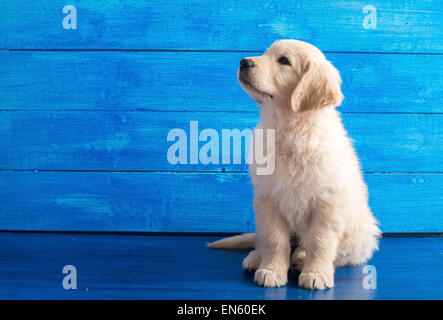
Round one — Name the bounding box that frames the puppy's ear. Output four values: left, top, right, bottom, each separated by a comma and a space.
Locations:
291, 59, 343, 112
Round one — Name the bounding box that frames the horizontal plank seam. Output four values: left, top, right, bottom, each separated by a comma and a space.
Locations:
2, 49, 443, 55
1, 110, 443, 115
0, 169, 442, 174
0, 230, 441, 237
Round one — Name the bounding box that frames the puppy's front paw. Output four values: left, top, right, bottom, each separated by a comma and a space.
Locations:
242, 250, 261, 271
254, 268, 287, 287
298, 271, 334, 290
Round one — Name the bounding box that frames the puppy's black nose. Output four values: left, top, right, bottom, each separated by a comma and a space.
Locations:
240, 58, 254, 71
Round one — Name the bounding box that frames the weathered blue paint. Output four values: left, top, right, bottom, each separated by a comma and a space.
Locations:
0, 1, 442, 52
0, 0, 442, 301
0, 0, 441, 235
0, 172, 441, 233
0, 232, 442, 299
0, 51, 442, 113
0, 111, 441, 173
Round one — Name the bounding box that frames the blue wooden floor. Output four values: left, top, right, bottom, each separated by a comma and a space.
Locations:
0, 232, 442, 300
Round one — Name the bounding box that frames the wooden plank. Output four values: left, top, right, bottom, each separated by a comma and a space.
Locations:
1, 1, 442, 52
1, 51, 442, 113
0, 232, 442, 299
0, 111, 441, 172
0, 172, 441, 233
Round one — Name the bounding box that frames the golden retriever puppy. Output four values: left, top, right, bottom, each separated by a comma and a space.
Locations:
209, 40, 381, 290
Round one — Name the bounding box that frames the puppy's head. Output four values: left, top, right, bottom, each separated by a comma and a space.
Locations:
238, 39, 343, 112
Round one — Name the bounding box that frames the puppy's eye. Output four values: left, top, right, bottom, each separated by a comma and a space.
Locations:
277, 56, 291, 66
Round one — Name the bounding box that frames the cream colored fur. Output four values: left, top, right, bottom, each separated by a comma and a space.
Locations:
208, 40, 381, 290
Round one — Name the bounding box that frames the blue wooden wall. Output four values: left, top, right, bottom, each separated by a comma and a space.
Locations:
0, 1, 442, 233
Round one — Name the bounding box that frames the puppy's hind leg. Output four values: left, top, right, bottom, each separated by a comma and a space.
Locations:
290, 246, 306, 272
334, 219, 381, 269
242, 250, 261, 271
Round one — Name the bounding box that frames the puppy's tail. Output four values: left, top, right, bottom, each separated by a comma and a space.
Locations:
207, 233, 255, 249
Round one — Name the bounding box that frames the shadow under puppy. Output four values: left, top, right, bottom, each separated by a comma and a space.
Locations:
209, 40, 381, 290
